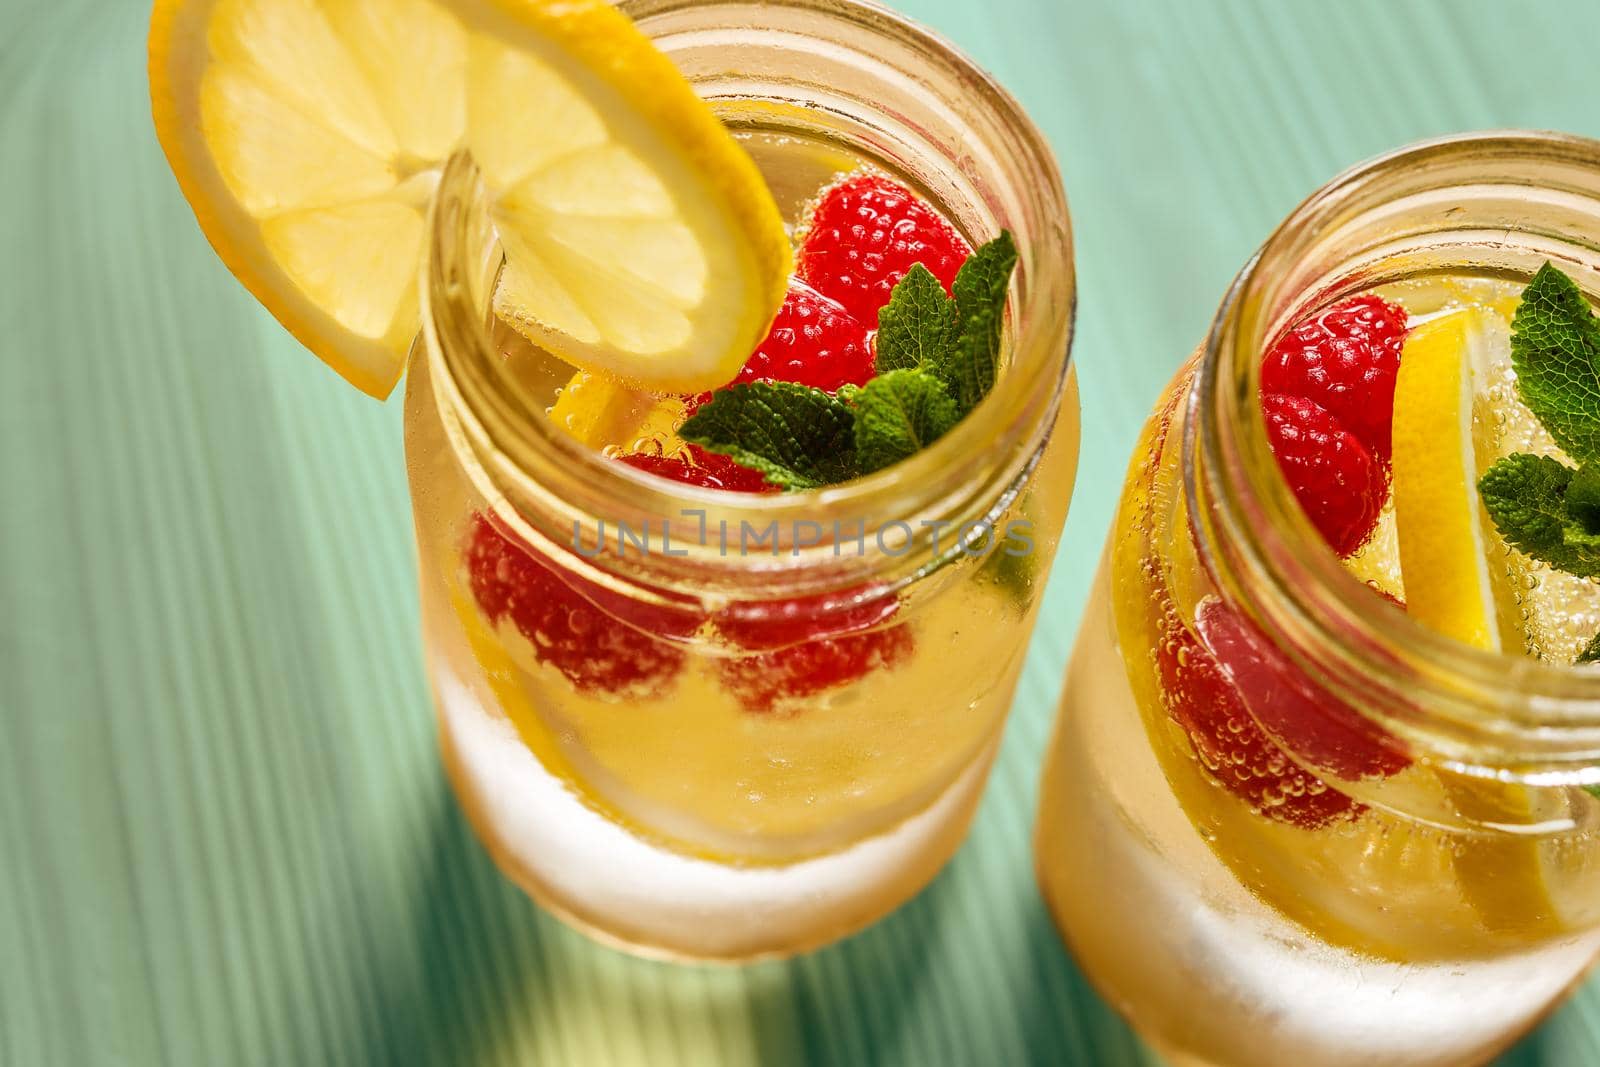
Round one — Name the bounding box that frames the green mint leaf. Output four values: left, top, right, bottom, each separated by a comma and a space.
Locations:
1511, 262, 1600, 464
675, 233, 1021, 487
1585, 784, 1600, 800
875, 264, 958, 373
1479, 453, 1600, 579
1569, 461, 1600, 533
1577, 631, 1600, 665
942, 230, 1018, 413
852, 369, 960, 474
680, 382, 857, 490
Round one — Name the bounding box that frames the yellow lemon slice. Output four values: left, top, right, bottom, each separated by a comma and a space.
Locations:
150, 0, 790, 397
1392, 304, 1581, 937
547, 370, 686, 453
1391, 307, 1502, 650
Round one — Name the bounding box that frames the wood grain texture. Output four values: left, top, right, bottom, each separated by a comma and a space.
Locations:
7, 0, 1600, 1063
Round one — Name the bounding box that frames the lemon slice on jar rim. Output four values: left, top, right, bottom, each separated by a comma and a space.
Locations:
149, 0, 791, 398
1390, 304, 1589, 937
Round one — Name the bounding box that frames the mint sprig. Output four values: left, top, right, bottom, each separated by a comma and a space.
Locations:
679, 382, 856, 490
679, 231, 1029, 608
946, 231, 1018, 412
1479, 454, 1600, 580
870, 233, 1017, 418
1477, 263, 1600, 664
1510, 263, 1600, 462
681, 231, 1017, 488
874, 264, 957, 375
853, 369, 961, 474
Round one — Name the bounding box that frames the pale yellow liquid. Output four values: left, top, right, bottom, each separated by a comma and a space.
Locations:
1038, 278, 1600, 1065
406, 128, 1082, 959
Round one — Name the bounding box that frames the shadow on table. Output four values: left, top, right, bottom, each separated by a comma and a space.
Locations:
332, 769, 1573, 1067
346, 770, 1157, 1067
346, 774, 928, 1066
1499, 1019, 1586, 1067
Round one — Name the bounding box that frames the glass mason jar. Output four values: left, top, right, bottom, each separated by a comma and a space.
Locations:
405, 0, 1077, 962
1037, 131, 1600, 1067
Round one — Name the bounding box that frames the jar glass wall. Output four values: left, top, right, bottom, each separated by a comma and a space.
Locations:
406, 0, 1077, 961
1038, 132, 1600, 1066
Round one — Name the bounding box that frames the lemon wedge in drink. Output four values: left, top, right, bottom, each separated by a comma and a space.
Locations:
149, 0, 790, 397
548, 370, 685, 452
1391, 308, 1502, 650
1391, 305, 1576, 936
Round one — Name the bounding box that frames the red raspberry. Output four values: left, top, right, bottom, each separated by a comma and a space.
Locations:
678, 281, 874, 503
1159, 608, 1361, 830
617, 449, 776, 493
1261, 393, 1386, 558
796, 173, 972, 324
713, 586, 914, 713
1142, 392, 1408, 830
694, 280, 873, 408
1194, 596, 1410, 783
744, 279, 874, 392
465, 514, 700, 698
1260, 295, 1408, 462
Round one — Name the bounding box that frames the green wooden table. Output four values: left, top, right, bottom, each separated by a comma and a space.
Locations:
8, 1, 1600, 1063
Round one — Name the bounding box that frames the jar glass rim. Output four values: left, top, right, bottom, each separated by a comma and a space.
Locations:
1192, 129, 1600, 770
420, 0, 1074, 597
